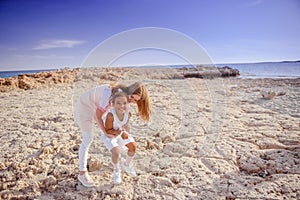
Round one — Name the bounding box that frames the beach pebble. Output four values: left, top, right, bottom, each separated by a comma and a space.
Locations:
42, 146, 53, 154
39, 175, 57, 190
87, 157, 102, 172
152, 176, 173, 187
261, 91, 276, 99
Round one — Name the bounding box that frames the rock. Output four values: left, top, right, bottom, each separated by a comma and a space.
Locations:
257, 169, 269, 178
277, 91, 286, 96
0, 68, 79, 92
261, 91, 276, 99
219, 66, 240, 77
42, 146, 53, 154
87, 157, 102, 172
39, 175, 57, 192
145, 139, 161, 150
18, 75, 36, 90
0, 78, 18, 92
152, 176, 173, 187
182, 65, 240, 78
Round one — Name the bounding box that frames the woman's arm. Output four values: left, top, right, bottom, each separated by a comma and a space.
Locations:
96, 108, 107, 133
95, 85, 112, 133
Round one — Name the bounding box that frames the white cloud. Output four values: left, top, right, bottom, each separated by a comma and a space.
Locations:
246, 0, 263, 7
32, 54, 74, 59
13, 54, 74, 59
33, 39, 86, 50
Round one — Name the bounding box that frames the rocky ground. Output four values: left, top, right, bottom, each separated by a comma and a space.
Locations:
0, 67, 299, 199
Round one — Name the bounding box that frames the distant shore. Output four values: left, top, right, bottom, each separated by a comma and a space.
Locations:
0, 66, 239, 92
1, 59, 300, 80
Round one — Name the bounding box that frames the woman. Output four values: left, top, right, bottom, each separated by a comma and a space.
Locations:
74, 82, 151, 187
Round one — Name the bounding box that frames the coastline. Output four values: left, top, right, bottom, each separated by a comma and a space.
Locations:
1, 60, 300, 80
0, 69, 57, 79
0, 66, 240, 92
0, 67, 299, 199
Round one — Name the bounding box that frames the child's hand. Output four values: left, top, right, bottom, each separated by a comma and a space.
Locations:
105, 133, 116, 138
121, 131, 129, 139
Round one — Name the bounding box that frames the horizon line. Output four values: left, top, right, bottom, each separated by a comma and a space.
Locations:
1, 59, 300, 72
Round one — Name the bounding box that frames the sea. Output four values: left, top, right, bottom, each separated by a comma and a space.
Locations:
216, 61, 300, 79
0, 69, 55, 78
0, 61, 300, 79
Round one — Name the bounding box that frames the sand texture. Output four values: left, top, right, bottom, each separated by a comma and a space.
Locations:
0, 67, 299, 199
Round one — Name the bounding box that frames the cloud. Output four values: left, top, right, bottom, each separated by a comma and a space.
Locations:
246, 0, 263, 7
31, 55, 74, 59
33, 39, 86, 50
14, 54, 74, 59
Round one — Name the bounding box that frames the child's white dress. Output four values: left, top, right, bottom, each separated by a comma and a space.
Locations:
101, 108, 135, 151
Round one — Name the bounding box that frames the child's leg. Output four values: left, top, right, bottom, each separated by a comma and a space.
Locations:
101, 134, 120, 168
111, 147, 121, 170
100, 134, 122, 184
111, 146, 122, 184
125, 142, 137, 166
121, 142, 137, 177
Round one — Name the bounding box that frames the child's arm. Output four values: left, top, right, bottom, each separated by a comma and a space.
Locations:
121, 112, 131, 139
122, 112, 131, 132
105, 112, 121, 137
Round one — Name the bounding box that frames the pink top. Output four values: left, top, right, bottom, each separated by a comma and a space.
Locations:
74, 84, 112, 132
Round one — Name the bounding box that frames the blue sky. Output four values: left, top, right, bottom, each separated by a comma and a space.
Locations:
0, 0, 299, 71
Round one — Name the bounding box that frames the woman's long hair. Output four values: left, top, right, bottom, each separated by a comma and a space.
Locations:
127, 82, 151, 122
111, 82, 151, 121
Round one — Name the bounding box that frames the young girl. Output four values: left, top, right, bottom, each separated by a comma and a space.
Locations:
75, 82, 151, 187
101, 91, 137, 184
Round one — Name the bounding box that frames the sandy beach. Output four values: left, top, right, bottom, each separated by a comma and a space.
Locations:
0, 67, 299, 199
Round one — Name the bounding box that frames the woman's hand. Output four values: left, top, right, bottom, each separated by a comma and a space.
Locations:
105, 133, 116, 138
122, 124, 130, 132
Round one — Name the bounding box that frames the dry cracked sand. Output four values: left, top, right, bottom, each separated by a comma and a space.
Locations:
0, 67, 299, 199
